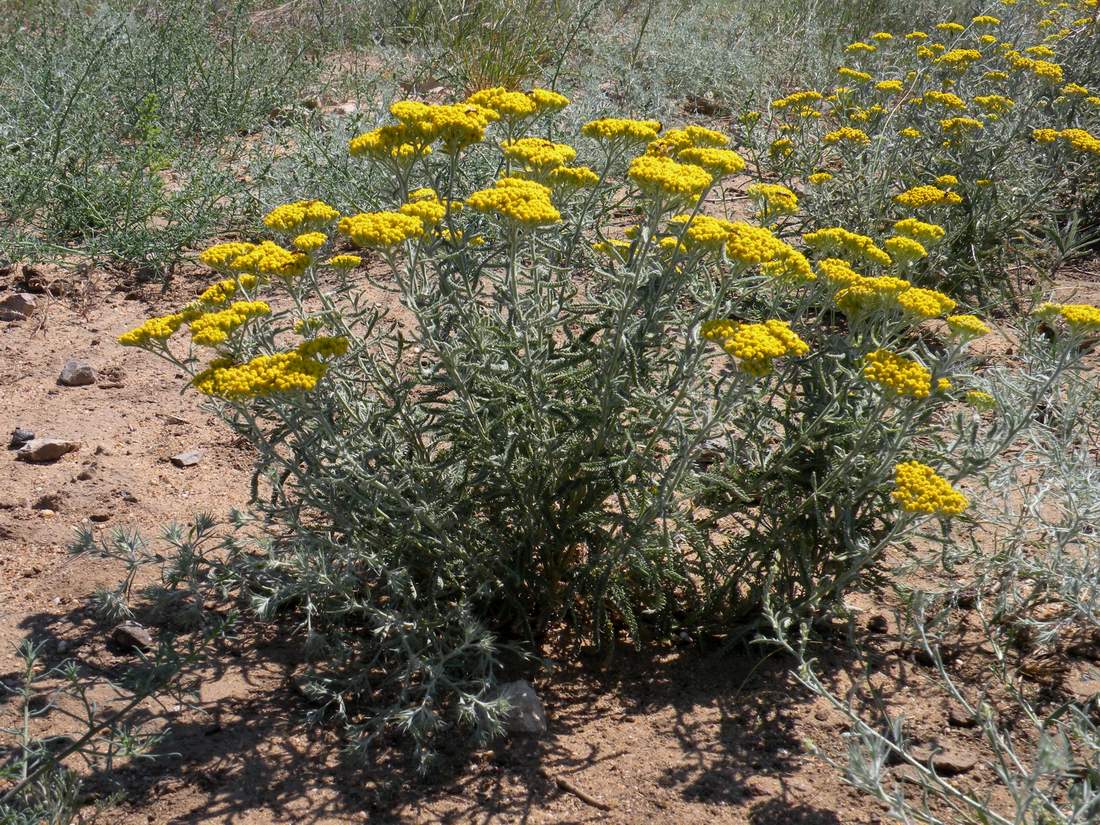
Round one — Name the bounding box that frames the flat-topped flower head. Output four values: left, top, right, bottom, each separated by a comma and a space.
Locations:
892, 218, 946, 244
502, 137, 577, 172
667, 214, 735, 253
263, 200, 340, 233
229, 241, 309, 279
196, 275, 259, 307
884, 236, 929, 264
823, 126, 871, 146
324, 254, 361, 270
676, 147, 746, 178
348, 124, 432, 164
966, 390, 996, 410
528, 87, 570, 112
194, 337, 347, 400
338, 211, 425, 248
1044, 303, 1100, 332
892, 461, 968, 516
946, 314, 991, 339
896, 287, 956, 318
724, 222, 788, 267
862, 349, 932, 397
398, 189, 456, 227
118, 313, 187, 348
816, 257, 863, 287
647, 125, 729, 157
834, 276, 910, 315
189, 301, 271, 347
293, 232, 327, 253
894, 185, 963, 209
803, 227, 892, 266
200, 242, 257, 271
628, 155, 712, 201
547, 165, 600, 190
708, 319, 809, 376
466, 177, 561, 227
746, 183, 799, 220
465, 87, 537, 119
581, 117, 662, 144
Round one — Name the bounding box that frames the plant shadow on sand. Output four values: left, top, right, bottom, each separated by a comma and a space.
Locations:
1, 608, 902, 824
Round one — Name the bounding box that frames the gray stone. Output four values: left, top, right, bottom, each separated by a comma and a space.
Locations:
170, 449, 203, 468
111, 622, 154, 652
58, 359, 97, 387
496, 679, 547, 735
16, 438, 79, 463
0, 292, 36, 321
8, 427, 34, 449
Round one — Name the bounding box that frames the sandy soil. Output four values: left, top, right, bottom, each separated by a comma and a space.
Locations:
1, 261, 1096, 824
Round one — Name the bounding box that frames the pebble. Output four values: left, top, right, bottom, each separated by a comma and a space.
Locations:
58, 359, 97, 387
0, 292, 37, 321
111, 621, 154, 652
8, 427, 34, 449
495, 679, 548, 735
170, 449, 204, 468
910, 743, 979, 775
16, 438, 79, 463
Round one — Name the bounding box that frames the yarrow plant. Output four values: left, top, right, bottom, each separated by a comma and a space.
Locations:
116, 31, 1097, 762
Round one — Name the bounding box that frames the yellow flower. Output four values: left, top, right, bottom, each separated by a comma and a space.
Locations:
871, 31, 894, 41
1054, 303, 1100, 331
934, 174, 958, 187
935, 48, 983, 70
592, 238, 633, 259
823, 126, 871, 146
1033, 127, 1060, 143
803, 227, 892, 266
935, 21, 965, 32
200, 242, 257, 271
194, 338, 348, 399
760, 245, 816, 284
972, 14, 1000, 25
896, 286, 956, 318
769, 137, 794, 157
118, 313, 186, 347
628, 155, 712, 200
391, 100, 498, 152
884, 236, 929, 264
1030, 59, 1064, 82
899, 127, 922, 139
965, 390, 996, 410
746, 183, 799, 219
398, 189, 454, 227
894, 185, 963, 208
528, 87, 570, 112
816, 257, 863, 287
940, 116, 985, 135
1057, 128, 1100, 155
324, 254, 361, 269
846, 41, 877, 53
228, 241, 309, 279
502, 137, 577, 172
892, 218, 946, 244
710, 319, 810, 376
771, 90, 824, 110
946, 314, 991, 338
196, 275, 260, 307
338, 211, 425, 248
924, 90, 967, 110
466, 177, 561, 226
892, 461, 968, 515
862, 349, 932, 397
667, 214, 735, 253
547, 165, 600, 189
906, 31, 930, 40
189, 301, 271, 347
723, 222, 788, 267
837, 67, 873, 83
263, 200, 340, 232
581, 117, 662, 143
808, 171, 834, 184
876, 80, 904, 93
465, 87, 537, 119
293, 232, 327, 253
1061, 83, 1090, 96
834, 276, 910, 315
647, 125, 729, 156
349, 124, 432, 163
973, 94, 1015, 115
676, 147, 746, 177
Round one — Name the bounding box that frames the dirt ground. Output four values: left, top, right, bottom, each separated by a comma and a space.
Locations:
1, 262, 1097, 824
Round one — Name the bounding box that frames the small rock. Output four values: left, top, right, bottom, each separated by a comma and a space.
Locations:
947, 704, 976, 728
33, 493, 64, 511
89, 513, 110, 523
120, 490, 138, 504
911, 743, 979, 776
58, 359, 97, 387
16, 438, 79, 463
111, 622, 154, 652
496, 679, 547, 735
8, 427, 34, 449
170, 449, 203, 468
76, 466, 96, 481
57, 640, 70, 654
0, 292, 36, 321
867, 614, 889, 634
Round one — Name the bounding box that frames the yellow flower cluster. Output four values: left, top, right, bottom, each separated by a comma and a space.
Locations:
349, 124, 432, 163
935, 48, 983, 70
834, 276, 910, 315
339, 211, 425, 248
189, 301, 271, 347
884, 235, 929, 264
876, 80, 904, 94
924, 90, 967, 110
746, 183, 799, 218
760, 246, 815, 284
502, 137, 577, 172
838, 67, 873, 83
965, 390, 996, 410
893, 218, 946, 244
817, 257, 862, 286
466, 86, 569, 119
894, 185, 963, 208
940, 116, 985, 135
896, 286, 956, 318
946, 314, 991, 338
118, 313, 187, 347
199, 242, 258, 271
808, 171, 834, 184
628, 155, 712, 200
892, 461, 968, 516
1037, 302, 1100, 332
389, 100, 499, 153
724, 222, 789, 267
772, 90, 824, 110
675, 147, 746, 178
223, 241, 309, 279
823, 126, 872, 146
325, 254, 361, 269
668, 214, 735, 252
935, 21, 965, 33
862, 349, 932, 397
1054, 128, 1100, 155
974, 94, 1015, 115
706, 319, 810, 376
547, 165, 600, 189
398, 188, 457, 227
196, 274, 260, 306
803, 227, 893, 266
466, 177, 561, 226
646, 125, 729, 157
581, 117, 662, 143
262, 200, 340, 232
194, 337, 348, 400
293, 232, 327, 253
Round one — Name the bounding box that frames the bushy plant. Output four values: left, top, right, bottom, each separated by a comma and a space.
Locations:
738, 3, 1100, 300
112, 58, 1100, 761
